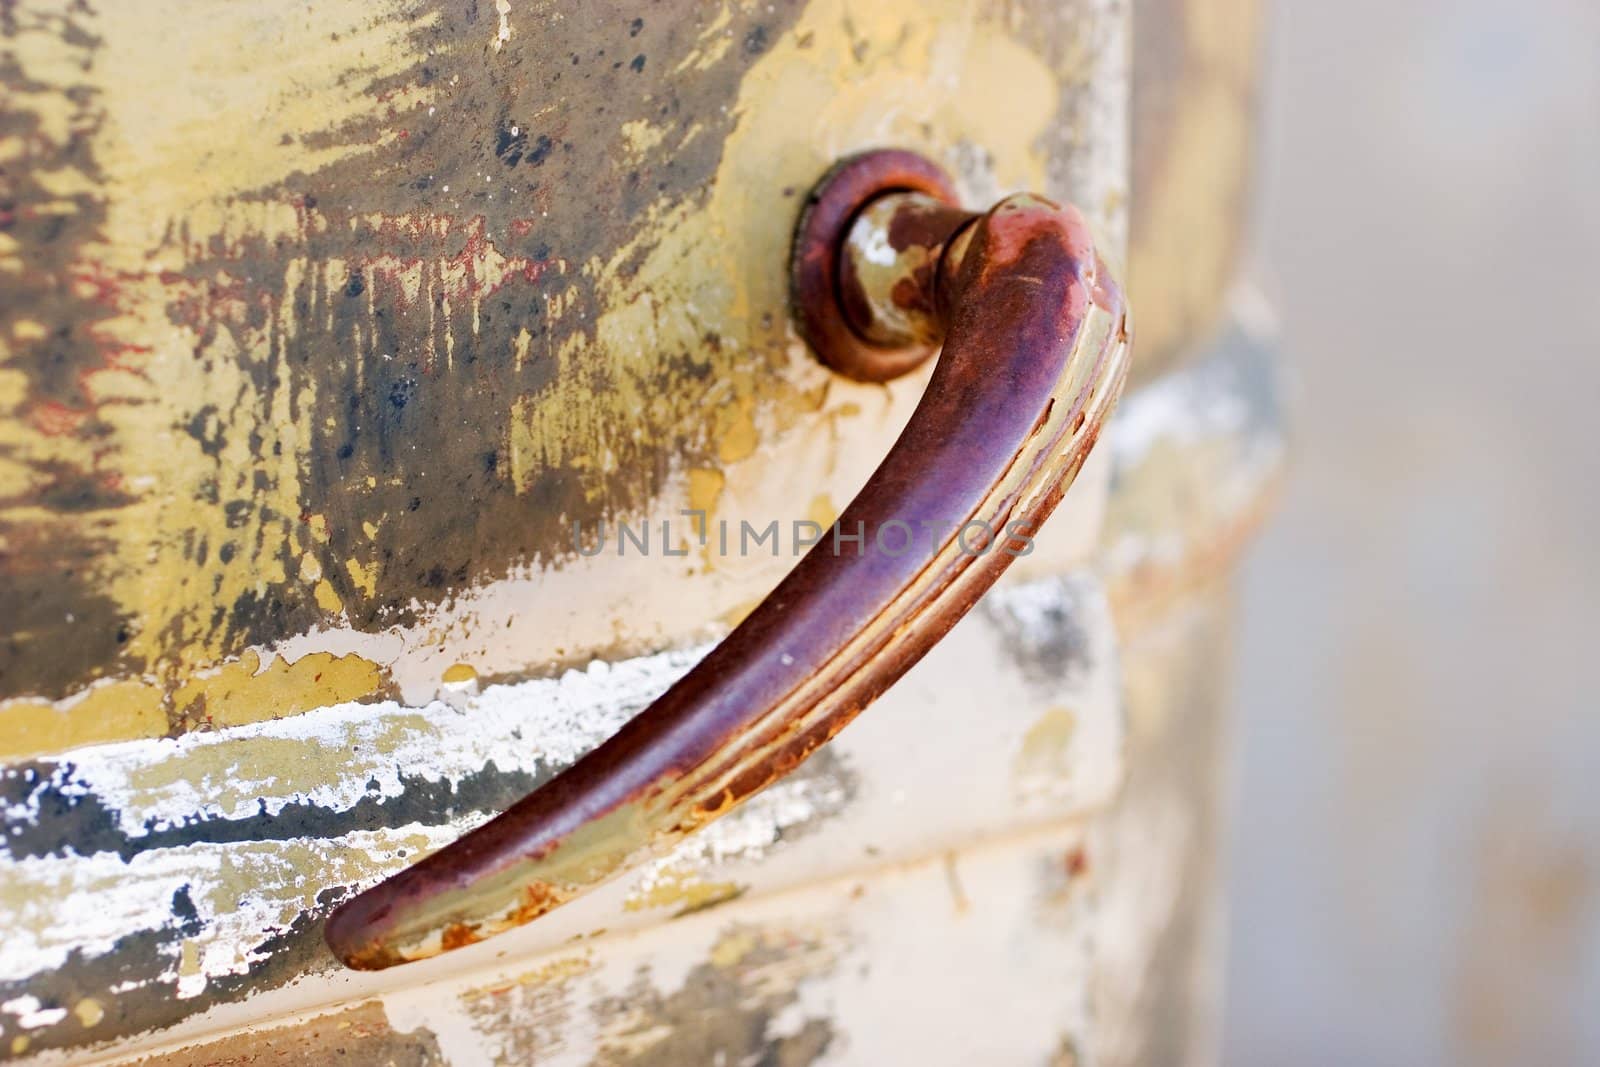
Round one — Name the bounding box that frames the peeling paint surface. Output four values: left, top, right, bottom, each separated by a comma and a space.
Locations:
0, 572, 1124, 1060
0, 313, 1286, 1060
0, 0, 1280, 1059
110, 824, 1121, 1067
1, 0, 1128, 748
122, 1000, 446, 1066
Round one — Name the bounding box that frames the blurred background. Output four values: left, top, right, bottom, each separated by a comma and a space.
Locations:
1224, 0, 1600, 1063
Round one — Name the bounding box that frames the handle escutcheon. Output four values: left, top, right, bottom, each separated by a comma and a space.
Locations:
325, 150, 1131, 970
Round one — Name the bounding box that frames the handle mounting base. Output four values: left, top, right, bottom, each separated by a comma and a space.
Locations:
790, 150, 962, 382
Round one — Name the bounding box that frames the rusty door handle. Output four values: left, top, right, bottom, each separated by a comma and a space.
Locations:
326, 150, 1131, 969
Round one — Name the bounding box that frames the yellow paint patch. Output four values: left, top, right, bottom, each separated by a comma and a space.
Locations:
441, 663, 478, 684
172, 649, 386, 730
505, 327, 618, 493
619, 118, 668, 164
91, 2, 441, 251
708, 928, 759, 969
123, 714, 426, 806
807, 493, 838, 530
345, 557, 380, 598
687, 467, 726, 518
716, 399, 760, 464
72, 999, 104, 1029
19, 3, 446, 689
1014, 706, 1078, 782
312, 579, 345, 615
204, 832, 444, 921
625, 865, 744, 916
0, 681, 167, 761
719, 595, 766, 630
0, 647, 390, 759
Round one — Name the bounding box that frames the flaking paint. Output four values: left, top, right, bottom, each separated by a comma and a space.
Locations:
2, 0, 1125, 755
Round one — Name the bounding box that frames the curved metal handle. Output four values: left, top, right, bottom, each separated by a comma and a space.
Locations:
325, 151, 1131, 969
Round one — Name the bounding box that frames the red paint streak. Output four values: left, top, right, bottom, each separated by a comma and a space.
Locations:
68, 264, 130, 308
30, 401, 89, 437
21, 208, 558, 437
84, 335, 155, 366
136, 211, 558, 339
1064, 846, 1090, 879
352, 215, 553, 313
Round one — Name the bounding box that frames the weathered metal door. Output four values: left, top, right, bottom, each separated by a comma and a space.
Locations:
0, 1, 1271, 1062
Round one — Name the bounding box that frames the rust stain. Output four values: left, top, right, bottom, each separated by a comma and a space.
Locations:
1064, 845, 1090, 880
439, 923, 482, 953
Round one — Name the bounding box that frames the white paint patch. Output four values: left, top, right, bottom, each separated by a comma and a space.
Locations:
0, 645, 699, 993
0, 824, 467, 990
3, 995, 68, 1030
494, 0, 512, 51
4, 647, 708, 842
